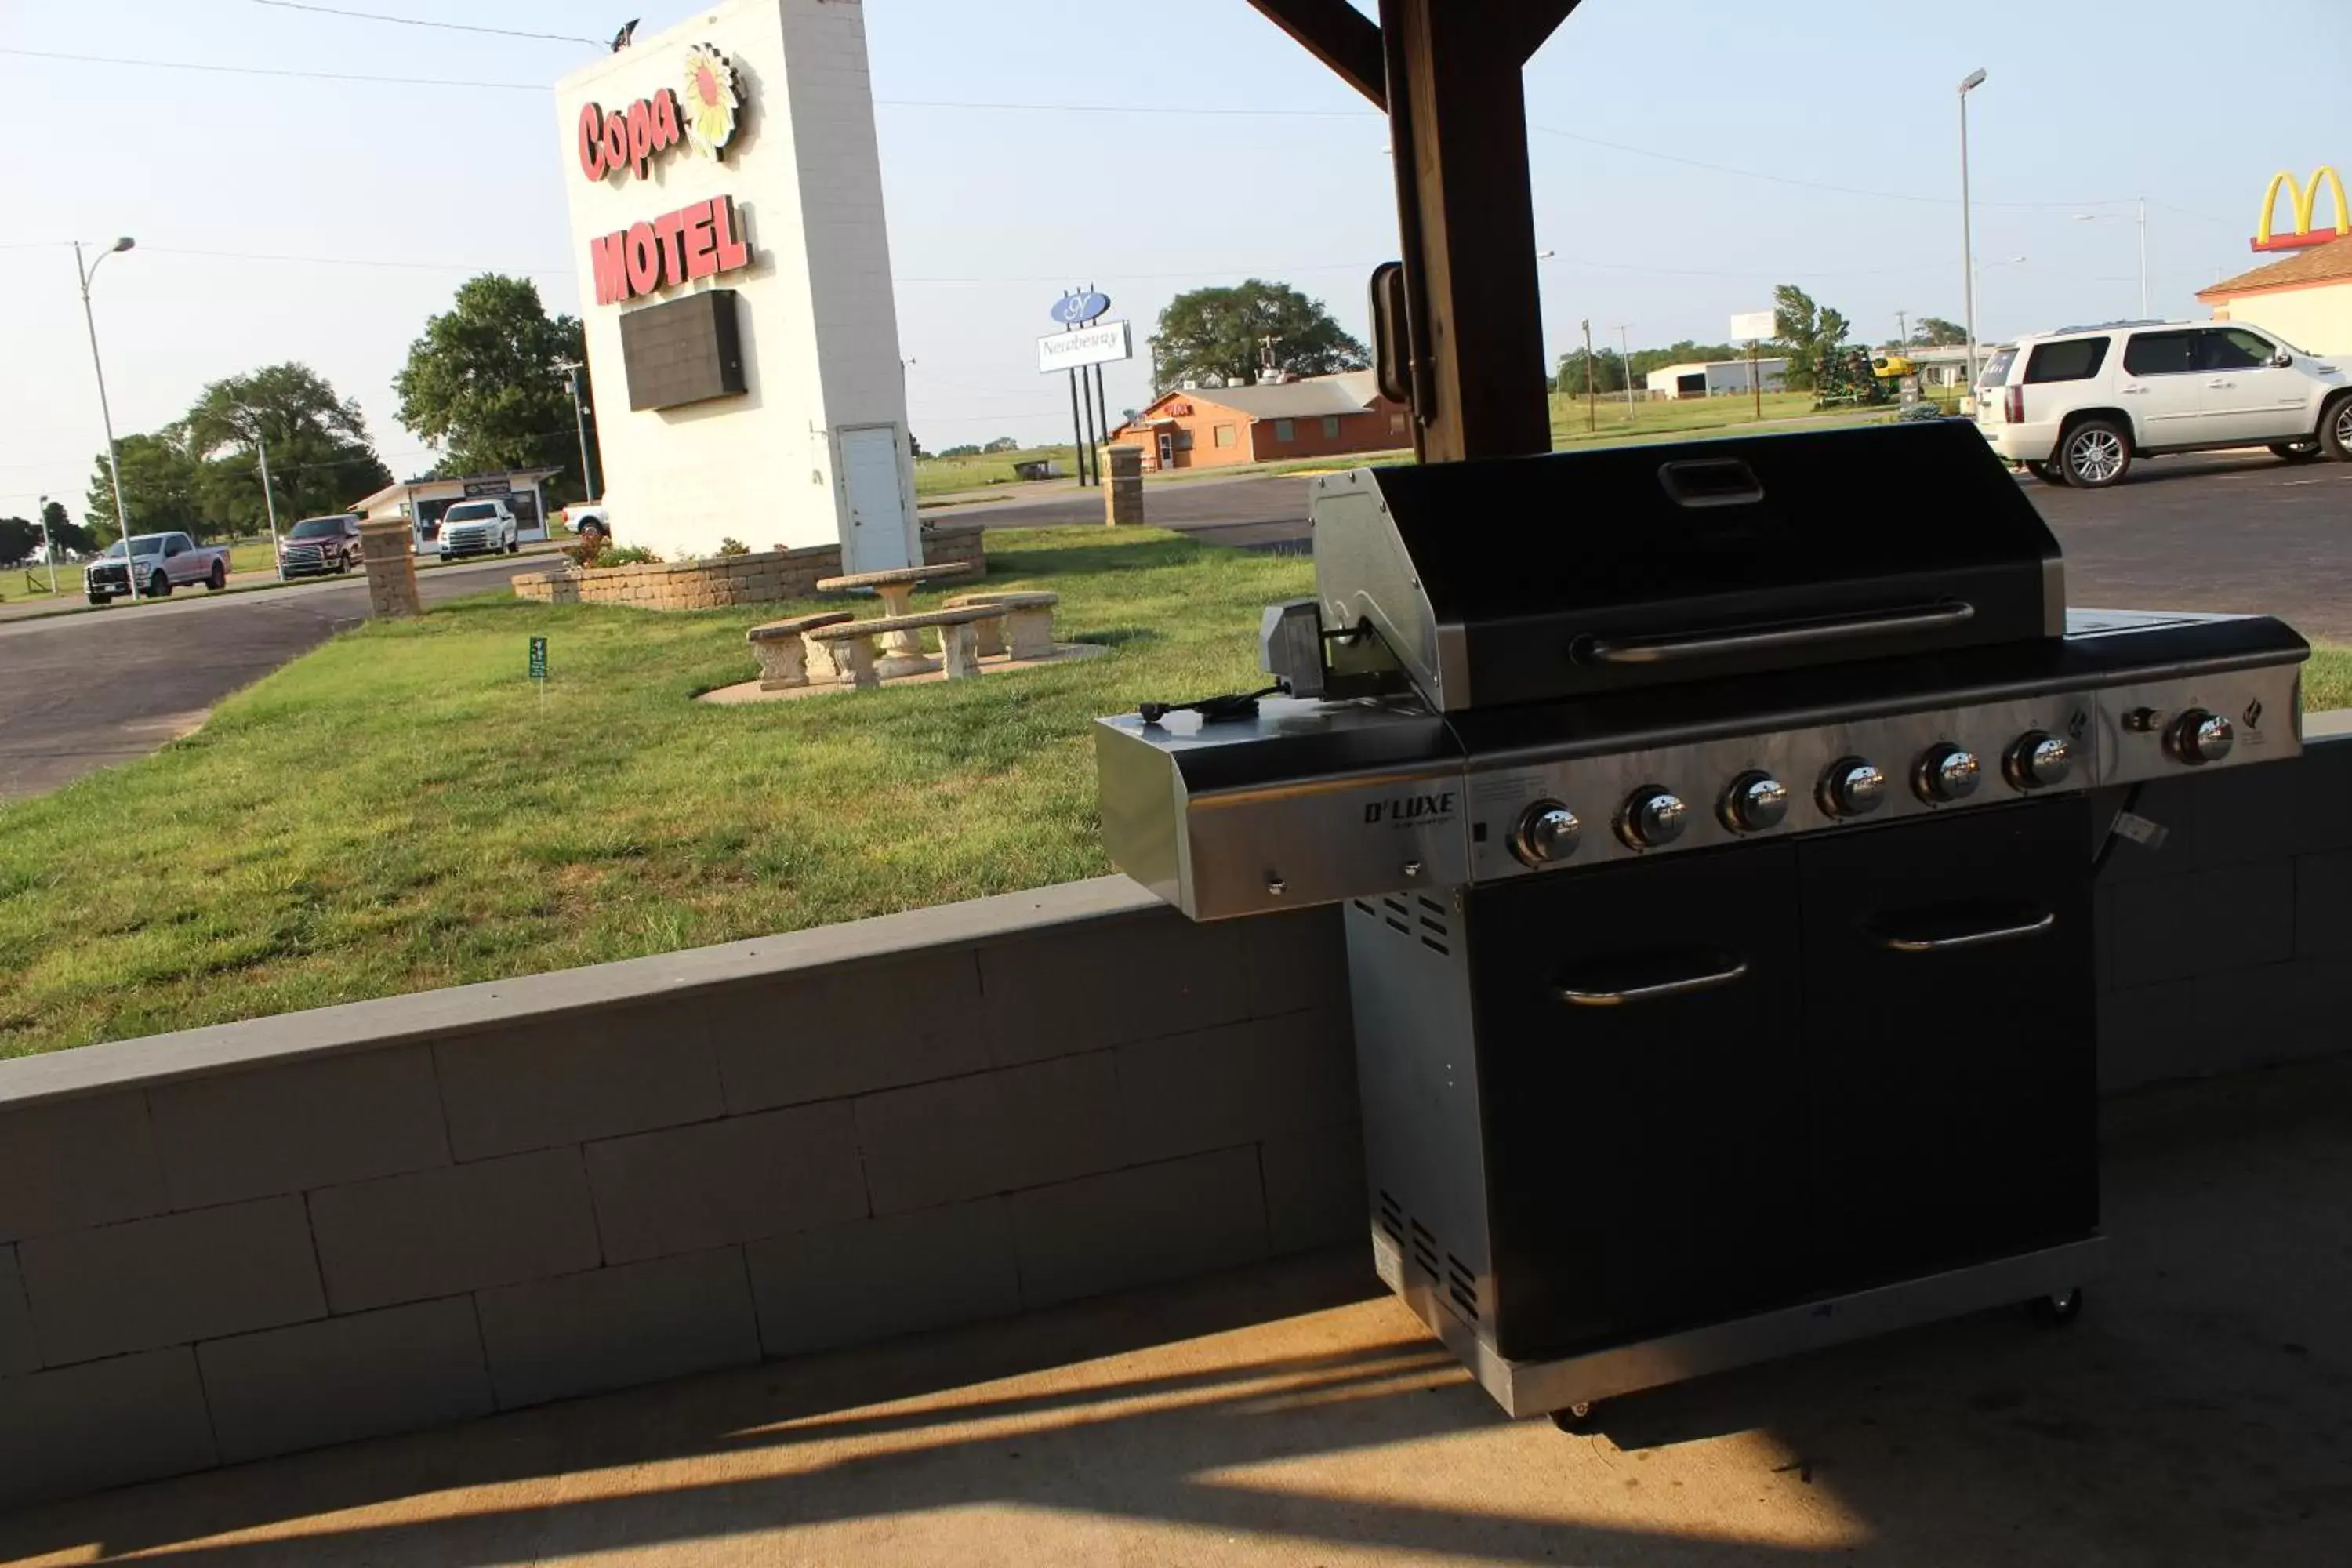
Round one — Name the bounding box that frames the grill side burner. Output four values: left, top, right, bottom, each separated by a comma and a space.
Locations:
1093, 423, 2309, 1423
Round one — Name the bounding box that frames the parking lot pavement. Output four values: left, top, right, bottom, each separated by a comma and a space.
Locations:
970, 448, 2352, 637
0, 555, 544, 801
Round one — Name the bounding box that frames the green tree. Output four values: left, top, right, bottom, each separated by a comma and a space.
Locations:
0, 516, 37, 565
183, 363, 394, 530
85, 430, 205, 543
1773, 285, 1852, 390
1554, 347, 1629, 396
1911, 315, 1968, 347
1150, 279, 1369, 390
394, 274, 597, 503
42, 499, 92, 555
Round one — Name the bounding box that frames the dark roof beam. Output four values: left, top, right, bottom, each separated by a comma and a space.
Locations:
1242, 0, 1388, 108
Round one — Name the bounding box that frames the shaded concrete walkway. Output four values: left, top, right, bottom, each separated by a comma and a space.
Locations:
2, 1054, 2347, 1566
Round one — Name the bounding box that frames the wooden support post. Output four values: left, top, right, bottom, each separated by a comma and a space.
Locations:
1247, 0, 1581, 464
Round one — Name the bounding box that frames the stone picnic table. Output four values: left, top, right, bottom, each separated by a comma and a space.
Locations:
814, 562, 976, 657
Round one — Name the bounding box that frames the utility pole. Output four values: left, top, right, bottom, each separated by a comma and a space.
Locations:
255, 430, 284, 580
568, 366, 600, 502
1581, 318, 1595, 432
2137, 197, 2150, 319
1616, 324, 1636, 423
1896, 310, 1909, 350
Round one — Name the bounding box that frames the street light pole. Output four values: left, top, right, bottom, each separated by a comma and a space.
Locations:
1617, 324, 1636, 423
2138, 196, 2149, 319
35, 494, 56, 595
74, 236, 138, 599
254, 429, 284, 580
1957, 69, 1987, 398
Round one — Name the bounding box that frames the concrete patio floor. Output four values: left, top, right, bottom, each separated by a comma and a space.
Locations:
3, 1054, 2347, 1567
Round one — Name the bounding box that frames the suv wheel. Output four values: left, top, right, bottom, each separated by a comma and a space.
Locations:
2321, 394, 2352, 461
150, 571, 172, 597
2060, 419, 2131, 488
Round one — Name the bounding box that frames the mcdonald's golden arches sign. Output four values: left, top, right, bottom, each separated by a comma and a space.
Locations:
2253, 166, 2350, 252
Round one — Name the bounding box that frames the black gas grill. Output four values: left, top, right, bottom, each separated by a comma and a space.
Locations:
1096, 421, 2307, 1421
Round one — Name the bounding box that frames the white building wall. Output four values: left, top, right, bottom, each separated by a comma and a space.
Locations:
1644, 359, 1789, 397
2210, 285, 2352, 358
554, 0, 912, 568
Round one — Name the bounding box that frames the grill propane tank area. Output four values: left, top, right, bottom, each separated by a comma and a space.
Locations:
1095, 420, 2308, 1425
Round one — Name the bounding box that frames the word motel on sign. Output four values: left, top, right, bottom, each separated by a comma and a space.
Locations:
590, 196, 753, 305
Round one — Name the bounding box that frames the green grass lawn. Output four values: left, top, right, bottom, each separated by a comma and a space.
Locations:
0, 527, 1307, 1057
913, 445, 1080, 496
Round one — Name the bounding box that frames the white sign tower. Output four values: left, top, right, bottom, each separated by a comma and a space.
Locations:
555, 0, 918, 572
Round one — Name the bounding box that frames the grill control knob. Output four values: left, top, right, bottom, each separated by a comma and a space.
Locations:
1820, 758, 1887, 818
2005, 731, 2074, 790
2167, 708, 2234, 766
1914, 744, 1982, 804
1619, 788, 1689, 849
1509, 801, 1581, 866
1722, 771, 1790, 833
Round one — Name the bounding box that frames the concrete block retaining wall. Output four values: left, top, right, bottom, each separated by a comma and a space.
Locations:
1, 731, 2344, 1508
510, 522, 985, 612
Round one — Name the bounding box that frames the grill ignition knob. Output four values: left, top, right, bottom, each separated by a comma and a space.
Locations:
1619, 788, 1689, 849
2167, 708, 2234, 766
1820, 758, 1887, 818
1914, 744, 1982, 804
2005, 731, 2074, 790
1509, 801, 1581, 866
1722, 771, 1790, 833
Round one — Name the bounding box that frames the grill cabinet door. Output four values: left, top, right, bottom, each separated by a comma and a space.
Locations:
1796, 797, 2096, 1288
1468, 842, 1809, 1360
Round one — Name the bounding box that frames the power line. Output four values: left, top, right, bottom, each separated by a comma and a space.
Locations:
140, 245, 568, 277
0, 45, 543, 91
248, 0, 603, 48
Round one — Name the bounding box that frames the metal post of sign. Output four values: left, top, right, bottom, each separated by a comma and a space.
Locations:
255, 430, 284, 581
1065, 368, 1088, 488
1751, 340, 1762, 420
1616, 324, 1635, 425
1078, 356, 1099, 488
1092, 364, 1112, 463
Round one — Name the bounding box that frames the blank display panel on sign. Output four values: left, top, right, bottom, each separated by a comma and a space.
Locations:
619, 289, 747, 411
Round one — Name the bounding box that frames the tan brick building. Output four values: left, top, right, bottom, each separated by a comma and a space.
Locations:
1110, 372, 1410, 473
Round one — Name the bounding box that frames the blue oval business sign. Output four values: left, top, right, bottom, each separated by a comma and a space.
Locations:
1050, 292, 1112, 326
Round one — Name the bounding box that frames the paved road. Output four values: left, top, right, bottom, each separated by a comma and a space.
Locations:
0, 557, 543, 802
971, 448, 2352, 637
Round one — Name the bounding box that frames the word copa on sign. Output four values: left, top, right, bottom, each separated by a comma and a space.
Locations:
590, 196, 753, 305
579, 91, 684, 182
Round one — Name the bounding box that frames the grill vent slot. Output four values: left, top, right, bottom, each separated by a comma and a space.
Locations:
1407, 1217, 1440, 1281
1445, 1253, 1481, 1323
1376, 1189, 1404, 1243
1352, 899, 1377, 916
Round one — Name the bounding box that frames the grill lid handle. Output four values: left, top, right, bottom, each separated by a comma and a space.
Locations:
1557, 955, 1749, 1007
1577, 601, 1976, 666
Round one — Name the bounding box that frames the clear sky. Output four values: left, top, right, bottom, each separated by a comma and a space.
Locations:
3, 0, 2346, 523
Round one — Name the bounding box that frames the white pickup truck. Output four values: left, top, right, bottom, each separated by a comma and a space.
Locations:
84, 532, 233, 604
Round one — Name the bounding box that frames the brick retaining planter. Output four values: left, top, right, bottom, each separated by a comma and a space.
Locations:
512, 523, 986, 612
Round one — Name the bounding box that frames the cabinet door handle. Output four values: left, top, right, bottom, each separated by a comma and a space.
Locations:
1873, 910, 2056, 953
1558, 956, 1749, 1007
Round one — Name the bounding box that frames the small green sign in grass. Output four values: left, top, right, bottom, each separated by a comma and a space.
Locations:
528, 637, 548, 681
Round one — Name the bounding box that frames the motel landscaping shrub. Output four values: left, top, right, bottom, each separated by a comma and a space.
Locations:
0, 527, 1312, 1055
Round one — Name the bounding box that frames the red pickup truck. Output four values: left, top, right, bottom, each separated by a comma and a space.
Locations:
83, 532, 234, 604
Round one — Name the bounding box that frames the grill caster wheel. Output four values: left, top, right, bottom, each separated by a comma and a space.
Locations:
2027, 1287, 2084, 1328
1549, 1402, 1598, 1432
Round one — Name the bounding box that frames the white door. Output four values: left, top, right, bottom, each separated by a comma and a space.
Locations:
2116, 329, 2223, 448
839, 425, 913, 572
2196, 327, 2311, 444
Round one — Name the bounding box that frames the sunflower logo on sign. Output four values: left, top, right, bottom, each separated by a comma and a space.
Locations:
680, 45, 739, 160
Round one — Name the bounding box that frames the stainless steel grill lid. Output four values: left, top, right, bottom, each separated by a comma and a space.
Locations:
1305, 420, 2066, 713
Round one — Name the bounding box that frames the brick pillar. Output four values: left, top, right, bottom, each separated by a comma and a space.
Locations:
1105, 445, 1144, 528
358, 517, 423, 619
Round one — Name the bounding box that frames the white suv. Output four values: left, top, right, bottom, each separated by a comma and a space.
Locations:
1976, 319, 2352, 488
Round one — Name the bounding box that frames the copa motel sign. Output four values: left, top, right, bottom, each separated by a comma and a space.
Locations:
2252, 164, 2350, 253
575, 42, 754, 304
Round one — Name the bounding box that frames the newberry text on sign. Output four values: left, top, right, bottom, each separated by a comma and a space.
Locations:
1037, 321, 1134, 375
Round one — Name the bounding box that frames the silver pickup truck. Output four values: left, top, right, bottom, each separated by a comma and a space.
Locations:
85, 532, 233, 604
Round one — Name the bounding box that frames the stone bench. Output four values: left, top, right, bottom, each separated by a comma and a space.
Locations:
746, 612, 855, 689
944, 591, 1061, 660
805, 606, 1004, 688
